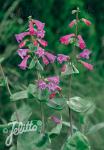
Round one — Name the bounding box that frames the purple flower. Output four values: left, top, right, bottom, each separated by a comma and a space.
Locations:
35, 47, 45, 57
47, 82, 59, 92
57, 54, 69, 64
51, 116, 61, 124
47, 76, 59, 84
18, 55, 30, 70
44, 52, 56, 63
37, 80, 47, 90
15, 32, 29, 43
79, 49, 91, 59
17, 49, 29, 59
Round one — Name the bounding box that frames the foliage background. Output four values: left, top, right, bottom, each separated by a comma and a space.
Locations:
0, 0, 104, 150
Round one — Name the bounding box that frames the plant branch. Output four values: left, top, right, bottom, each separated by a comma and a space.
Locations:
68, 7, 79, 136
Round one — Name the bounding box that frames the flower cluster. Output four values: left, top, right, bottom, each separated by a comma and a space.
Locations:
60, 17, 93, 71
15, 17, 70, 70
37, 76, 61, 93
15, 18, 47, 69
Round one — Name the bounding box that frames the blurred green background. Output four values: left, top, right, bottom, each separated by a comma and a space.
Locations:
0, 0, 104, 150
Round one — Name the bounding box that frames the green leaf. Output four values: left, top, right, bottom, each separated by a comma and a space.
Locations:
36, 60, 43, 71
67, 96, 94, 113
0, 57, 4, 64
87, 122, 104, 135
46, 98, 65, 110
62, 132, 91, 150
62, 121, 77, 131
61, 62, 79, 76
10, 90, 28, 101
17, 132, 48, 150
36, 133, 49, 147
9, 145, 16, 150
49, 123, 62, 138
28, 43, 36, 51
28, 59, 36, 69
11, 103, 32, 122
27, 84, 37, 95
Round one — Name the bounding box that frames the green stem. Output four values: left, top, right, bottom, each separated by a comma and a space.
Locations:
68, 8, 79, 136
0, 64, 19, 121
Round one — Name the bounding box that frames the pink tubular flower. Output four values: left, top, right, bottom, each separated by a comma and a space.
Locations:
29, 20, 35, 35
42, 56, 49, 65
80, 61, 93, 71
61, 64, 67, 72
69, 19, 76, 28
37, 80, 47, 90
35, 47, 45, 57
18, 55, 30, 70
51, 116, 61, 124
38, 39, 48, 47
60, 34, 75, 45
36, 30, 45, 38
57, 54, 69, 64
32, 19, 45, 30
79, 49, 91, 59
17, 49, 29, 59
47, 76, 59, 84
78, 35, 86, 49
82, 18, 91, 26
15, 32, 29, 43
49, 92, 56, 99
45, 52, 56, 63
19, 41, 26, 48
33, 40, 38, 46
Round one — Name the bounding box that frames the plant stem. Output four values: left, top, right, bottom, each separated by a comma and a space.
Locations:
67, 8, 79, 136
0, 64, 19, 121
68, 75, 73, 136
37, 68, 45, 134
